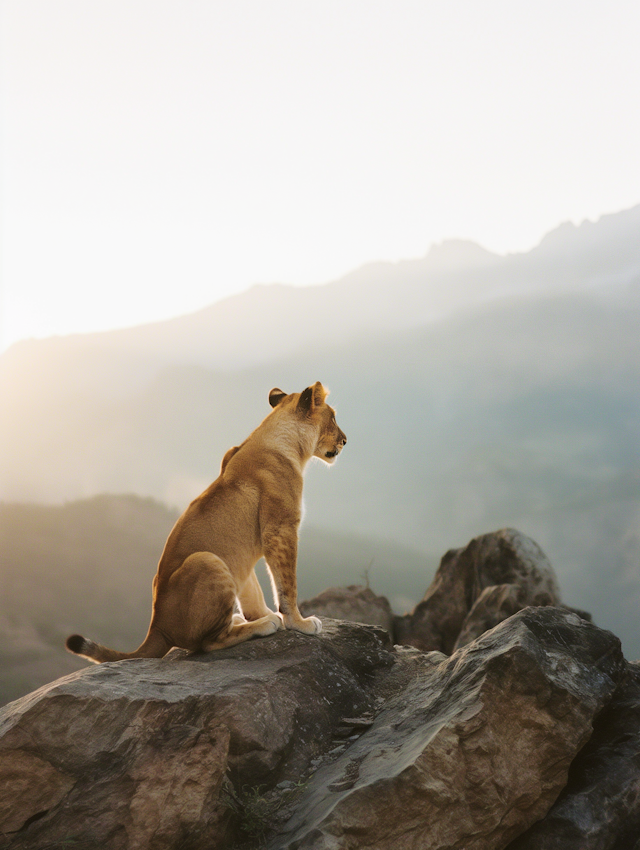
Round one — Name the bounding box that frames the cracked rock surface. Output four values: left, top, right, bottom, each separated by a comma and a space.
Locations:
0, 609, 629, 850
272, 608, 624, 850
0, 621, 393, 849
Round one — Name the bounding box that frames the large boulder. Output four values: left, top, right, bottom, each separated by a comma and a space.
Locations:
0, 622, 392, 850
393, 528, 564, 652
299, 530, 591, 655
272, 607, 624, 849
0, 608, 628, 850
507, 660, 640, 849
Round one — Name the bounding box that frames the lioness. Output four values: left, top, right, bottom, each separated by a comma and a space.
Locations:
66, 382, 346, 662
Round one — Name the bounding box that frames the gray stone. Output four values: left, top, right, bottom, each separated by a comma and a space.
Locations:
393, 528, 562, 652
0, 622, 393, 849
454, 582, 526, 650
271, 607, 624, 849
507, 660, 640, 850
300, 584, 394, 633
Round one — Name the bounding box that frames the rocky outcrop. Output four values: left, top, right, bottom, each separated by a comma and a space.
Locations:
313, 529, 583, 654
0, 622, 391, 849
300, 584, 394, 633
273, 608, 624, 850
0, 528, 637, 850
0, 608, 631, 850
507, 660, 640, 849
393, 528, 572, 651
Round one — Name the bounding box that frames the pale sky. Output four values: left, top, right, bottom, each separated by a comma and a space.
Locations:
2, 0, 639, 350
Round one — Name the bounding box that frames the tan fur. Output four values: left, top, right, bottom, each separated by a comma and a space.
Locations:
66, 382, 346, 663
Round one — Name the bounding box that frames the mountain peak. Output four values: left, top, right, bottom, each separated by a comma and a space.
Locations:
423, 238, 500, 271
532, 204, 640, 259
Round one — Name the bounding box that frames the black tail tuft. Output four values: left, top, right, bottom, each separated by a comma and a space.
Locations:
66, 634, 86, 655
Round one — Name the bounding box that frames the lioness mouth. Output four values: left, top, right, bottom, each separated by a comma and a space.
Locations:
325, 450, 338, 458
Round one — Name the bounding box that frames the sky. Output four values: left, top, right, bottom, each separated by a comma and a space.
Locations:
1, 0, 639, 350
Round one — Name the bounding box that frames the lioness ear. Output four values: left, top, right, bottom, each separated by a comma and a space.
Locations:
269, 388, 287, 408
298, 382, 327, 413
312, 381, 328, 406
298, 386, 314, 412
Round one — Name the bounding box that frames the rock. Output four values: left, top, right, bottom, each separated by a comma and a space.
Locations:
271, 607, 624, 849
393, 528, 563, 652
506, 660, 640, 849
0, 605, 624, 849
0, 750, 74, 834
0, 622, 393, 849
453, 581, 526, 649
300, 585, 394, 633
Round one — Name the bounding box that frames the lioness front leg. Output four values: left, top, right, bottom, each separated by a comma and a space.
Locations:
262, 526, 322, 634
237, 570, 284, 629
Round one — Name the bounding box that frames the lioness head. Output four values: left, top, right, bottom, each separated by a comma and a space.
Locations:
269, 382, 347, 464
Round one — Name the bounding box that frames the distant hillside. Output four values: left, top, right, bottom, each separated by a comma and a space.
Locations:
0, 495, 432, 706
0, 496, 178, 704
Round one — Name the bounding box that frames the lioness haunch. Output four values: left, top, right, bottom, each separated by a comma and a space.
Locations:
66, 382, 346, 662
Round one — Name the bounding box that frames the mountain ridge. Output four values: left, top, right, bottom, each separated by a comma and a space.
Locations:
3, 204, 639, 374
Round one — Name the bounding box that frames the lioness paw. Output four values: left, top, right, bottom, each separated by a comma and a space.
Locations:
307, 615, 323, 634
263, 618, 281, 636
286, 614, 322, 635
268, 611, 286, 630
249, 613, 282, 638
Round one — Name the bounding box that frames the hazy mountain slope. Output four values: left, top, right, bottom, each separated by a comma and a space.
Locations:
1, 207, 638, 503
1, 284, 637, 661
2, 281, 637, 511
0, 496, 178, 704
0, 496, 431, 706
2, 205, 638, 386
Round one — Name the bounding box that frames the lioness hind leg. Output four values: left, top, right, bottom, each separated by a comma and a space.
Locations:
202, 611, 282, 651
160, 552, 237, 651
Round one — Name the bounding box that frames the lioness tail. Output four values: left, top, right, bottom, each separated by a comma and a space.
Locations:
65, 629, 171, 663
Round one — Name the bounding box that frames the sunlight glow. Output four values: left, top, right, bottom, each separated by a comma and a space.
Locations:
2, 0, 639, 349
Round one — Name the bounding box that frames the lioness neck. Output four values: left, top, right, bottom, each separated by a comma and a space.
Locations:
256, 412, 318, 472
